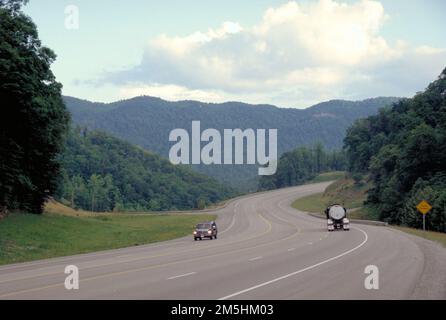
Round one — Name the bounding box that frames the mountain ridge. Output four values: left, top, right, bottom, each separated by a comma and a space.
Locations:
64, 95, 399, 111
64, 95, 400, 190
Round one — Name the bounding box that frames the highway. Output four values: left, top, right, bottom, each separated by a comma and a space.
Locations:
0, 181, 445, 299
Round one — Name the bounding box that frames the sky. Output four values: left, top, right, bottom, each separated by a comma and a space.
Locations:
24, 0, 446, 108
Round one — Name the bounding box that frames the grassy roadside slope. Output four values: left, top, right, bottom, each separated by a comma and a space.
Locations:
393, 226, 446, 248
0, 204, 215, 265
292, 174, 378, 220
291, 172, 446, 248
305, 171, 346, 184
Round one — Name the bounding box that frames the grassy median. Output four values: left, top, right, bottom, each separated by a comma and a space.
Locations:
0, 208, 215, 265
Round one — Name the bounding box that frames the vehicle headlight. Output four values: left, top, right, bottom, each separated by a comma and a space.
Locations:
343, 218, 349, 223
193, 231, 197, 234
327, 219, 333, 225
207, 230, 212, 234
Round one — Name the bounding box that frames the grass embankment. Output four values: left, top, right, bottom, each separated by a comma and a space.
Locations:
292, 172, 446, 248
292, 173, 378, 220
393, 226, 446, 248
306, 171, 346, 184
0, 201, 215, 265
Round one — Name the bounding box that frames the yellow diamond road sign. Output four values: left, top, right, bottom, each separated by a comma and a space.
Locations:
417, 200, 432, 215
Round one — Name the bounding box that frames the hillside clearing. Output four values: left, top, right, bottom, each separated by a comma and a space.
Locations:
292, 173, 375, 220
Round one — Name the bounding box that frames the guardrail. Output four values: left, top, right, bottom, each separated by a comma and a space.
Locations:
306, 212, 388, 227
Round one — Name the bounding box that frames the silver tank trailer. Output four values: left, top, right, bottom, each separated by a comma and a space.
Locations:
325, 204, 350, 231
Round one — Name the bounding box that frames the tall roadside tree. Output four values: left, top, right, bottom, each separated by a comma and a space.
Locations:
343, 68, 446, 231
0, 0, 69, 213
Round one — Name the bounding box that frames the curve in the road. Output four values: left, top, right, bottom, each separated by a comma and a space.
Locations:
0, 181, 444, 299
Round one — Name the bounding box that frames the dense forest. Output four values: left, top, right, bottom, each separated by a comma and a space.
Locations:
344, 68, 446, 232
55, 128, 236, 212
0, 0, 69, 214
258, 144, 346, 190
65, 96, 398, 190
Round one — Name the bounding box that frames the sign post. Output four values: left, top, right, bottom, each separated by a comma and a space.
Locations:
416, 200, 432, 231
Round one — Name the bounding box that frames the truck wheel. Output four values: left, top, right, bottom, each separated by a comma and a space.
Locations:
194, 237, 197, 241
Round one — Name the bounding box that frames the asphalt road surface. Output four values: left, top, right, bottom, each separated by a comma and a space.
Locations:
1, 182, 445, 299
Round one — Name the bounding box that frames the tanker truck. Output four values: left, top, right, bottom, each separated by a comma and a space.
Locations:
324, 204, 350, 231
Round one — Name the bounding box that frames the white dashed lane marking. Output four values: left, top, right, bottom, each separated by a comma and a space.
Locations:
249, 256, 263, 261
167, 272, 196, 280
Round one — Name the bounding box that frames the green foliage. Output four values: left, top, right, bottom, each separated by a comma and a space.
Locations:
351, 172, 363, 186
197, 198, 206, 210
55, 129, 236, 212
258, 145, 347, 190
65, 96, 398, 191
401, 176, 446, 231
0, 1, 70, 214
344, 68, 446, 232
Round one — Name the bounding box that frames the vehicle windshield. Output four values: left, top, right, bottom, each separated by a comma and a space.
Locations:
196, 223, 211, 229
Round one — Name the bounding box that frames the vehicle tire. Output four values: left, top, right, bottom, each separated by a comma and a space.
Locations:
199, 237, 202, 240
194, 237, 197, 241
215, 234, 217, 239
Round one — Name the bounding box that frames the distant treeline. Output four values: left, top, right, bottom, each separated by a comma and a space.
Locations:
55, 128, 236, 212
258, 144, 347, 190
344, 68, 446, 232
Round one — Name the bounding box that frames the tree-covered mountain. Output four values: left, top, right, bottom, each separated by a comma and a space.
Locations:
55, 128, 236, 212
344, 68, 446, 232
64, 95, 399, 190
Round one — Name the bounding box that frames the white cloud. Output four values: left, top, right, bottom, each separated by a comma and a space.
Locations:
118, 83, 227, 102
106, 0, 446, 107
415, 45, 446, 55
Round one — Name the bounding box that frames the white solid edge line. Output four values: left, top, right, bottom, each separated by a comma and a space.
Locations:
220, 201, 239, 234
167, 272, 196, 280
218, 227, 368, 300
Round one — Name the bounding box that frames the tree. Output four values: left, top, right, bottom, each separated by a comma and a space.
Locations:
258, 144, 347, 190
314, 142, 325, 173
344, 68, 446, 231
88, 174, 103, 212
0, 0, 70, 213
197, 198, 206, 210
